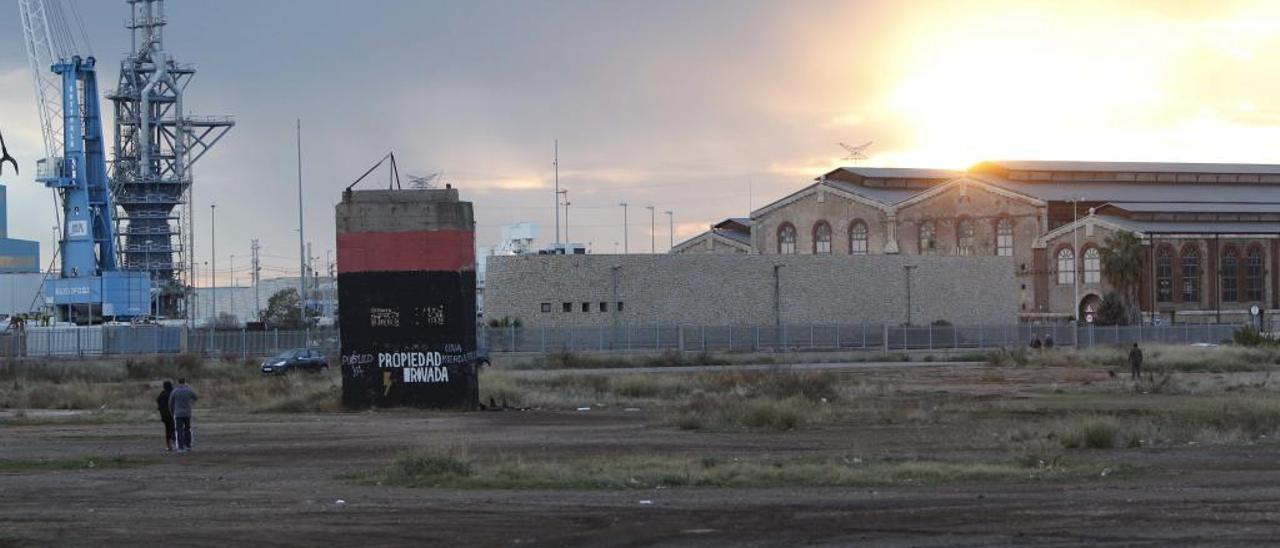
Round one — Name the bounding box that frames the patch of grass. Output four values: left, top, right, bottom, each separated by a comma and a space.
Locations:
361, 451, 1122, 490
0, 455, 155, 472
1166, 397, 1280, 437
1061, 419, 1119, 449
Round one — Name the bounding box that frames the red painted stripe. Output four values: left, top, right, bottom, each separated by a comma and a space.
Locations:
337, 231, 475, 273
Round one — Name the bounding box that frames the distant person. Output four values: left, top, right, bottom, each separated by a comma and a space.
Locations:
1029, 334, 1042, 350
1044, 334, 1055, 349
1129, 343, 1144, 380
156, 381, 175, 452
169, 378, 199, 452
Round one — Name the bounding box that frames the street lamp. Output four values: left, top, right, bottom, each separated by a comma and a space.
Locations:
664, 210, 673, 250
210, 204, 217, 324
774, 264, 787, 349
904, 265, 918, 326
619, 202, 629, 254
645, 206, 655, 253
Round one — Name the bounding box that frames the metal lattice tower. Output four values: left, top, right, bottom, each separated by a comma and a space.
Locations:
108, 0, 234, 318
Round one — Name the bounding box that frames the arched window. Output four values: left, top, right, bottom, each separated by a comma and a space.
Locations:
849, 221, 868, 255
918, 220, 937, 255
1156, 246, 1174, 303
1083, 247, 1101, 284
956, 217, 975, 256
1181, 246, 1200, 303
995, 218, 1013, 257
813, 221, 832, 254
1056, 247, 1075, 285
777, 223, 796, 254
1247, 246, 1265, 302
1222, 246, 1240, 303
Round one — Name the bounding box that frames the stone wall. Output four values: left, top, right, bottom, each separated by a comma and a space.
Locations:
485, 254, 1017, 327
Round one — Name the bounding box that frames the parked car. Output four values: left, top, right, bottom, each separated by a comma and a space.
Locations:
261, 348, 329, 375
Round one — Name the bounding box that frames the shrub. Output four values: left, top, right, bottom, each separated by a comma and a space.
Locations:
380, 452, 474, 487
1061, 419, 1118, 449
1233, 326, 1276, 347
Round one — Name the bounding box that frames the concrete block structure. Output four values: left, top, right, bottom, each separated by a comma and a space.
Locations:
336, 188, 477, 409
485, 254, 1016, 328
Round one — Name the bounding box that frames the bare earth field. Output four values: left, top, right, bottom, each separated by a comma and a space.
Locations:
5, 351, 1280, 546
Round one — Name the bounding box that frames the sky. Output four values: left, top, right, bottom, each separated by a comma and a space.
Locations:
0, 0, 1278, 286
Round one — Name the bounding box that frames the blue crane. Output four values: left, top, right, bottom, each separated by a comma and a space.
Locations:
38, 55, 148, 323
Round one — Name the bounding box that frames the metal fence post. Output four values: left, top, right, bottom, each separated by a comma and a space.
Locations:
241, 329, 247, 360
928, 323, 934, 350
754, 325, 760, 352
862, 323, 867, 349
835, 324, 841, 349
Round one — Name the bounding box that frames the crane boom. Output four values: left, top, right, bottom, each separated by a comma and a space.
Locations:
16, 0, 67, 160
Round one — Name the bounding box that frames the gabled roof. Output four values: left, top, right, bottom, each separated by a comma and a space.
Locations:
822, 179, 922, 206
977, 160, 1280, 176
713, 218, 752, 232
833, 167, 963, 180
969, 174, 1280, 204
1101, 202, 1280, 214
670, 228, 754, 253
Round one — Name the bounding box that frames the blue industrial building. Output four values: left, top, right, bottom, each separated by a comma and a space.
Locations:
0, 184, 39, 274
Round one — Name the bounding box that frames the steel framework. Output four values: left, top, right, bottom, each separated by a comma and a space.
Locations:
108, 0, 233, 318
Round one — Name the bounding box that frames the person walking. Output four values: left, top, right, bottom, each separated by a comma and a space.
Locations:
169, 378, 199, 452
156, 381, 175, 452
1129, 343, 1144, 381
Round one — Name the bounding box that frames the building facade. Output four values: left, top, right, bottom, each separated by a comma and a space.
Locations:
674, 161, 1280, 324
485, 254, 1016, 328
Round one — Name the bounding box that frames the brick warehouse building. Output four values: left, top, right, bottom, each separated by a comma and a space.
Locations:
675, 161, 1280, 324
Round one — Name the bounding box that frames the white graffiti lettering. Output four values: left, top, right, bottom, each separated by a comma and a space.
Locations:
369, 307, 400, 328
378, 352, 443, 368
403, 366, 450, 383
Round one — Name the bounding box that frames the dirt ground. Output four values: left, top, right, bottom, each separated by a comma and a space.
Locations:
5, 363, 1280, 547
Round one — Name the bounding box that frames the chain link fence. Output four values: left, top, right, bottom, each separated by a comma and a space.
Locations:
0, 323, 1247, 359
482, 323, 1245, 354
0, 327, 340, 359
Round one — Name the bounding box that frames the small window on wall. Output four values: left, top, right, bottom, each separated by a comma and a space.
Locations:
1083, 247, 1101, 284
541, 303, 551, 313
1057, 247, 1075, 285
616, 302, 625, 312
581, 302, 591, 312
562, 302, 572, 313
956, 218, 975, 256
996, 218, 1013, 257
813, 221, 832, 254
918, 220, 937, 254
599, 302, 608, 312
849, 221, 868, 255
777, 223, 797, 254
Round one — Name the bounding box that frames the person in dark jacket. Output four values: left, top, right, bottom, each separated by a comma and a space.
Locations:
156, 381, 175, 452
168, 378, 198, 452
1129, 343, 1144, 380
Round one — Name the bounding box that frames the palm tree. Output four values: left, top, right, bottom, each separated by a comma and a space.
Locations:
1100, 231, 1145, 324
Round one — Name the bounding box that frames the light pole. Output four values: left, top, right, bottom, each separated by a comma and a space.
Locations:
904, 265, 918, 326
646, 206, 655, 253
561, 190, 571, 244
774, 264, 786, 349
664, 210, 674, 250
210, 204, 217, 325
1072, 196, 1081, 323
619, 202, 629, 254
296, 119, 307, 328
230, 254, 236, 325
554, 139, 560, 247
